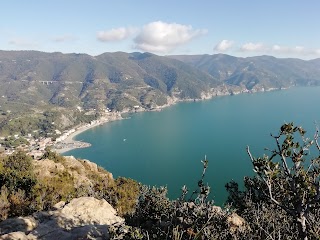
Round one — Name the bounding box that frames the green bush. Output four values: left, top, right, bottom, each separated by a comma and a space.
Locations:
0, 151, 36, 194
31, 170, 76, 211
0, 186, 10, 220
0, 151, 36, 217
40, 147, 65, 163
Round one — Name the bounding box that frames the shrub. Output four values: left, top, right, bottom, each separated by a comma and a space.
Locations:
0, 151, 36, 218
0, 186, 10, 220
122, 157, 238, 240
227, 123, 320, 240
105, 177, 140, 216
31, 170, 76, 211
40, 147, 65, 163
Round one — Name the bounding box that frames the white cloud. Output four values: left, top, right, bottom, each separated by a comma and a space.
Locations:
212, 40, 320, 58
271, 44, 320, 56
97, 27, 136, 42
272, 44, 281, 51
294, 46, 305, 53
8, 38, 38, 47
214, 40, 234, 52
240, 42, 265, 52
134, 21, 207, 53
53, 34, 76, 42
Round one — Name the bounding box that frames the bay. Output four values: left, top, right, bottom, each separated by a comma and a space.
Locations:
64, 86, 320, 205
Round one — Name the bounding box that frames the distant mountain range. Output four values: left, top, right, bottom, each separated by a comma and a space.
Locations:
1, 50, 320, 112
169, 54, 320, 90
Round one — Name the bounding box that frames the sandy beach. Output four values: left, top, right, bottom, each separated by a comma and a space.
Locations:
54, 112, 123, 154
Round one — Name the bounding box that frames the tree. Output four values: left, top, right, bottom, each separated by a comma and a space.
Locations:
245, 123, 320, 240
0, 151, 37, 217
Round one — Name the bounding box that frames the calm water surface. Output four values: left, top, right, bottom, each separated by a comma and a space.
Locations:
64, 87, 320, 205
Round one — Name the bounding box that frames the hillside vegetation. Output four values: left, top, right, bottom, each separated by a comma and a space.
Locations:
0, 51, 219, 113
1, 123, 320, 239
0, 149, 139, 219
169, 54, 320, 90
1, 51, 320, 137
1, 51, 320, 238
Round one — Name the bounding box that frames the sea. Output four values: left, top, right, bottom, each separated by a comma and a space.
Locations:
64, 86, 320, 205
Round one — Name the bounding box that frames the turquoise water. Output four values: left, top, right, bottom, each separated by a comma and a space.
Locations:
64, 87, 320, 205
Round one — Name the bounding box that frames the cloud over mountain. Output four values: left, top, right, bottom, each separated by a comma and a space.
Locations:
97, 27, 136, 42
271, 45, 315, 56
240, 42, 265, 52
214, 40, 234, 52
238, 43, 320, 57
53, 34, 76, 42
134, 21, 207, 53
8, 38, 38, 47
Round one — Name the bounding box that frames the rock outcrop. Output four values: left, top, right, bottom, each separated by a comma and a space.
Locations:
33, 156, 113, 188
33, 159, 65, 177
0, 197, 124, 240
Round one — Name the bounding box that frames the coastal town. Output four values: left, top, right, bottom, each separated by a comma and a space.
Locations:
0, 111, 124, 158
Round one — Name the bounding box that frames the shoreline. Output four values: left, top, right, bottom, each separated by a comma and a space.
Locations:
54, 86, 285, 155
54, 112, 124, 154
53, 96, 184, 154
54, 102, 181, 155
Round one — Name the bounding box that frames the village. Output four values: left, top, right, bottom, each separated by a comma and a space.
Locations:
0, 111, 124, 158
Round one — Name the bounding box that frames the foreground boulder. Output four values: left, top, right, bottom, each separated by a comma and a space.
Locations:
0, 197, 124, 240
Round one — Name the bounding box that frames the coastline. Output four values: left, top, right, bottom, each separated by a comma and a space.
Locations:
53, 95, 183, 155
54, 112, 124, 154
53, 102, 181, 155
54, 86, 284, 155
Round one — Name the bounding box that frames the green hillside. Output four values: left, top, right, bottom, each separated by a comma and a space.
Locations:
1, 50, 320, 136
169, 54, 320, 90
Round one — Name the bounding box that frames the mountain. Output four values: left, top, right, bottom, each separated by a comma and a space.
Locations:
2, 50, 320, 112
1, 50, 320, 136
0, 51, 223, 111
169, 54, 320, 91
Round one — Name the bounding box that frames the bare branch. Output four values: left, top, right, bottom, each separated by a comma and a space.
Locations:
246, 145, 255, 163
314, 126, 320, 152
274, 136, 291, 176
247, 146, 295, 216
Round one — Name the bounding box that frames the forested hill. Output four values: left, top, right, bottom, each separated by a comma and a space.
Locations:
169, 54, 320, 90
1, 50, 320, 136
0, 51, 220, 112
1, 50, 320, 113
0, 51, 320, 110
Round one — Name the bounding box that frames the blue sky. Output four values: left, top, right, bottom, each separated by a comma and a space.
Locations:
1, 0, 320, 59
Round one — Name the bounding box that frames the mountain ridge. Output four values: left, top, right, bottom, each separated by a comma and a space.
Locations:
168, 54, 320, 90
1, 50, 320, 136
1, 50, 320, 110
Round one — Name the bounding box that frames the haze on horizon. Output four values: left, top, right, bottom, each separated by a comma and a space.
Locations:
1, 0, 320, 60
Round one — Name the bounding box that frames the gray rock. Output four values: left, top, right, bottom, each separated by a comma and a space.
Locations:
0, 197, 124, 240
0, 231, 36, 240
55, 197, 124, 229
0, 217, 37, 235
